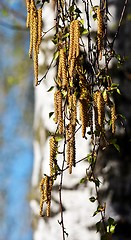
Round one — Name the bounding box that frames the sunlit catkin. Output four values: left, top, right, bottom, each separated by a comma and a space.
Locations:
111, 104, 116, 133
54, 90, 59, 124
74, 20, 80, 58
28, 1, 34, 58
43, 175, 49, 203
57, 90, 63, 134
26, 0, 31, 28
66, 124, 76, 174
33, 10, 39, 85
37, 8, 43, 47
47, 177, 53, 217
68, 20, 75, 61
49, 136, 58, 176
60, 48, 68, 88
94, 90, 105, 128
39, 177, 45, 216
97, 7, 103, 60
79, 99, 88, 138
68, 20, 80, 61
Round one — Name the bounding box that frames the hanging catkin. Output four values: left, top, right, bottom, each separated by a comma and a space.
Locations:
97, 7, 104, 60
58, 48, 68, 88
26, 0, 43, 85
57, 90, 63, 134
39, 175, 53, 217
49, 136, 58, 176
94, 90, 105, 129
68, 20, 75, 61
68, 20, 80, 77
54, 89, 63, 133
37, 8, 43, 48
26, 0, 31, 28
66, 123, 76, 174
111, 104, 116, 133
74, 20, 80, 58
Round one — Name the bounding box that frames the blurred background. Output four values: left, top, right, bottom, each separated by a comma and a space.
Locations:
0, 1, 33, 240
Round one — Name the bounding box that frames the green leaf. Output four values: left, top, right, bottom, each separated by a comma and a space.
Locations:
96, 221, 101, 232
92, 13, 97, 21
81, 29, 88, 35
94, 178, 100, 187
53, 51, 59, 60
117, 88, 121, 95
49, 112, 54, 118
89, 196, 96, 202
111, 83, 119, 88
80, 19, 84, 25
75, 7, 82, 14
80, 178, 86, 184
107, 217, 116, 234
63, 33, 69, 39
114, 143, 120, 152
108, 217, 115, 225
119, 114, 126, 120
55, 136, 63, 142
87, 153, 92, 163
69, 5, 74, 13
47, 86, 54, 92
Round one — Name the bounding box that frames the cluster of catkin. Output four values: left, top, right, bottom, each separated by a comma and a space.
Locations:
39, 175, 53, 217
26, 0, 42, 85
93, 89, 117, 133
39, 136, 58, 217
68, 20, 80, 77
96, 7, 104, 60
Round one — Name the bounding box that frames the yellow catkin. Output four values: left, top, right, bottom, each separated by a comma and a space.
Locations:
43, 175, 49, 203
66, 125, 70, 166
72, 94, 77, 125
39, 177, 45, 216
54, 90, 59, 124
111, 104, 116, 133
49, 136, 58, 176
66, 124, 76, 174
26, 0, 31, 28
57, 90, 63, 134
39, 176, 48, 216
46, 201, 51, 217
68, 20, 75, 61
74, 20, 80, 58
97, 7, 103, 60
58, 48, 68, 88
94, 90, 105, 128
46, 177, 53, 217
37, 8, 43, 47
78, 76, 90, 137
69, 58, 75, 78
68, 20, 80, 77
32, 9, 39, 85
39, 176, 53, 217
26, 0, 42, 85
28, 1, 34, 58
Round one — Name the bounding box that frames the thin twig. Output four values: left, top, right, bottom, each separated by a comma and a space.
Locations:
111, 0, 128, 47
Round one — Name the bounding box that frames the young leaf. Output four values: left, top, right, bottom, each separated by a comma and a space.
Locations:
49, 112, 54, 118
53, 51, 59, 60
89, 196, 96, 203
47, 86, 54, 92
